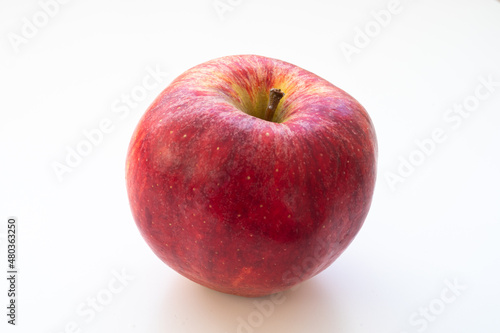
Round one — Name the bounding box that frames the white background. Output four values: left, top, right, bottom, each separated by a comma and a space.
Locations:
1, 0, 500, 332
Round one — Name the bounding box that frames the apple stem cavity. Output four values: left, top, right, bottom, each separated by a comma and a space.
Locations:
265, 88, 285, 122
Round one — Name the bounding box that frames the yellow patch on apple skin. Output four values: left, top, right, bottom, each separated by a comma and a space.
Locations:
232, 266, 254, 287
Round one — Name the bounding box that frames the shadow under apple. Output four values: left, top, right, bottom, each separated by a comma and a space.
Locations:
157, 273, 348, 333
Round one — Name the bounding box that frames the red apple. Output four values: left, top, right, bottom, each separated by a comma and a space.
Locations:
126, 55, 377, 297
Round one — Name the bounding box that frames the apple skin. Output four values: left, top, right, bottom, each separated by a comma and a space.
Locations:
126, 55, 377, 297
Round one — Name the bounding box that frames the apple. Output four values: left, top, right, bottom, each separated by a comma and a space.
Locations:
126, 55, 377, 297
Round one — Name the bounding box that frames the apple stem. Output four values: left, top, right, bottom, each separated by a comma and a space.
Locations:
265, 88, 285, 121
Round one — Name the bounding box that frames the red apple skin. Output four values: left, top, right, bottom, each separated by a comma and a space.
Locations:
126, 55, 377, 297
